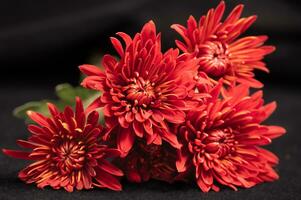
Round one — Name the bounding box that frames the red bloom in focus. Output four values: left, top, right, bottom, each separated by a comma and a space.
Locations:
3, 98, 123, 192
175, 84, 286, 192
118, 142, 182, 183
172, 1, 275, 88
80, 21, 200, 156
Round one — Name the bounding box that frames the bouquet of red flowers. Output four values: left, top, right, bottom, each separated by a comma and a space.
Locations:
3, 1, 285, 193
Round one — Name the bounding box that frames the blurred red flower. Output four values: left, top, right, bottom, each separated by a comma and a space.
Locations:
118, 142, 183, 183
172, 1, 275, 88
3, 98, 123, 192
80, 21, 200, 156
175, 84, 286, 192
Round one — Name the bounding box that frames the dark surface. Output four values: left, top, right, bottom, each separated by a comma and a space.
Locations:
0, 0, 300, 199
0, 84, 300, 200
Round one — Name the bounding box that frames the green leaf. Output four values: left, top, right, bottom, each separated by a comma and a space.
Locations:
55, 83, 77, 104
13, 54, 104, 123
13, 84, 100, 123
13, 100, 50, 121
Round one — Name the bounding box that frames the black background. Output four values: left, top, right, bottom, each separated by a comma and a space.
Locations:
0, 0, 300, 199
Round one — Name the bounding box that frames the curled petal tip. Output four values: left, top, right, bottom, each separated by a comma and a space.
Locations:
217, 1, 225, 8
26, 110, 33, 117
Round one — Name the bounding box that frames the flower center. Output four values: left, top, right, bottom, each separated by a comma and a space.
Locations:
52, 140, 86, 174
124, 72, 156, 107
190, 128, 236, 159
198, 41, 230, 77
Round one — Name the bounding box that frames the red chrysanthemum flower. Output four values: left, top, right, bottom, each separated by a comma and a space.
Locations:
3, 98, 123, 192
175, 84, 286, 192
118, 142, 182, 183
171, 1, 275, 88
80, 21, 200, 156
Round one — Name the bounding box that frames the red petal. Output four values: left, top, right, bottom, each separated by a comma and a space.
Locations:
214, 1, 225, 24
125, 112, 134, 123
258, 147, 279, 164
110, 37, 124, 57
197, 177, 211, 192
65, 185, 74, 192
116, 32, 132, 46
63, 106, 74, 119
102, 54, 118, 71
2, 149, 32, 160
175, 40, 188, 52
95, 168, 122, 191
146, 132, 157, 145
81, 76, 104, 90
262, 101, 276, 121
118, 116, 129, 128
161, 130, 181, 149
117, 128, 135, 156
160, 110, 185, 124
104, 148, 121, 158
98, 159, 124, 176
152, 135, 162, 145
103, 104, 113, 117
152, 112, 164, 123
237, 77, 263, 88
17, 140, 39, 149
133, 120, 144, 138
47, 103, 59, 117
176, 150, 189, 172
87, 111, 99, 127
75, 97, 84, 118
86, 97, 103, 114
79, 64, 104, 76
27, 111, 49, 127
135, 111, 145, 122
223, 4, 244, 27
143, 119, 153, 135
27, 125, 45, 135
201, 170, 213, 185
127, 171, 142, 183
266, 126, 286, 139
